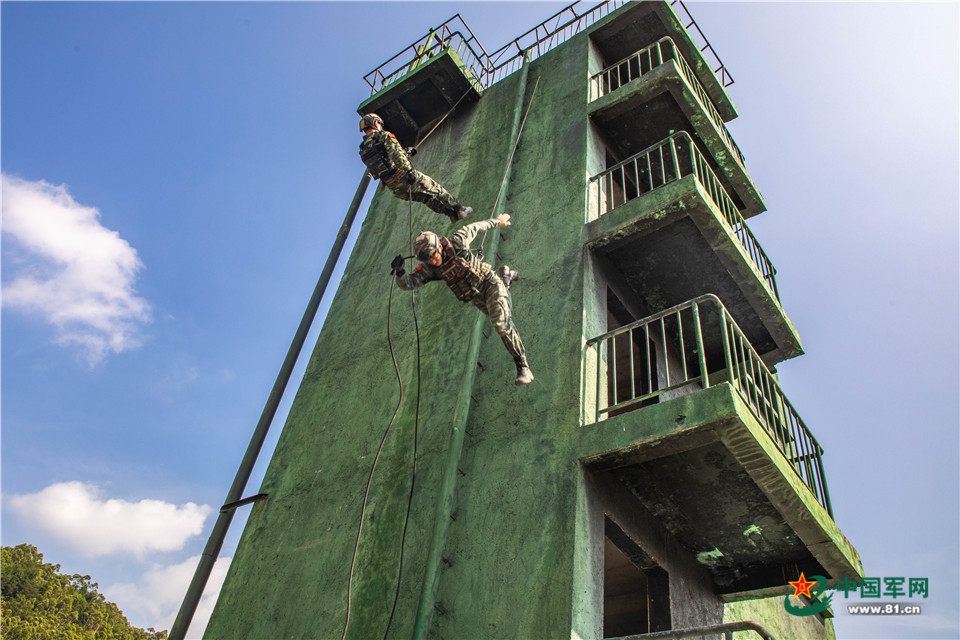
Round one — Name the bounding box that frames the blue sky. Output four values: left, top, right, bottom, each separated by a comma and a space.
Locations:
2, 2, 957, 639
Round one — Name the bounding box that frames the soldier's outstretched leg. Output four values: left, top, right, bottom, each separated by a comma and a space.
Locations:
389, 170, 471, 223
476, 274, 533, 385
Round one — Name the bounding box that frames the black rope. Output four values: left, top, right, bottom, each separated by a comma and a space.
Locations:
341, 190, 423, 640
382, 195, 422, 640
340, 272, 406, 640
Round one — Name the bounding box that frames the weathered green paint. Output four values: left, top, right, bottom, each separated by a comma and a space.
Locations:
358, 47, 483, 147
575, 383, 862, 599
586, 173, 802, 364
725, 597, 837, 640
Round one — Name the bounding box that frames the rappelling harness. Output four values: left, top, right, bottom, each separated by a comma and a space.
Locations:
436, 237, 491, 303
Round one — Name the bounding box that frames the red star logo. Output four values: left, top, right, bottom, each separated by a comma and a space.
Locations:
789, 573, 816, 599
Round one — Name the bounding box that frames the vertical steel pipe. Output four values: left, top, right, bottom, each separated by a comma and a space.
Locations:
168, 170, 372, 640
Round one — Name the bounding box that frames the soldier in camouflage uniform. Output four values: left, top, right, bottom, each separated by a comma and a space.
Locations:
359, 113, 473, 224
390, 213, 534, 385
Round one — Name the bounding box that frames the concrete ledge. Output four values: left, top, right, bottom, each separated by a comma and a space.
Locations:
358, 48, 482, 147
585, 174, 802, 363
589, 61, 764, 218
585, 0, 738, 121
576, 384, 863, 598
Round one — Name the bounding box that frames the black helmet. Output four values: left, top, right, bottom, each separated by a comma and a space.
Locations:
359, 113, 383, 132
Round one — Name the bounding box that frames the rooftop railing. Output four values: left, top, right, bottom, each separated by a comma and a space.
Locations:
590, 36, 745, 167
362, 15, 489, 96
590, 132, 778, 301
483, 0, 626, 86
667, 0, 734, 88
362, 0, 734, 95
586, 294, 832, 516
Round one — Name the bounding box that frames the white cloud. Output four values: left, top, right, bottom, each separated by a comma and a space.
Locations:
106, 555, 232, 639
8, 481, 211, 558
1, 173, 151, 365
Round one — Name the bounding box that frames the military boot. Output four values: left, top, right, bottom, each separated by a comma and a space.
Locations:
497, 265, 519, 289
514, 355, 534, 386
447, 205, 472, 223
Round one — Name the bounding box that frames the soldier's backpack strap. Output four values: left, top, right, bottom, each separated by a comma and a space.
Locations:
358, 131, 398, 180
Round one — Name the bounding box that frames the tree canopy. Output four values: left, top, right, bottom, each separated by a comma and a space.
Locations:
1, 544, 167, 640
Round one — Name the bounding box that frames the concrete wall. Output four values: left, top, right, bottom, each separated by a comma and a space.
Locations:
206, 25, 600, 640
725, 597, 836, 640
583, 469, 726, 635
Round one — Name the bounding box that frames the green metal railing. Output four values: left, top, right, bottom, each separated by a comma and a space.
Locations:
590, 131, 778, 301
363, 16, 489, 95
589, 36, 745, 168
586, 294, 832, 516
483, 0, 626, 85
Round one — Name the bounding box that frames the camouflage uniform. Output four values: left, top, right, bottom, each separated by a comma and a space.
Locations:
397, 219, 526, 361
359, 130, 464, 220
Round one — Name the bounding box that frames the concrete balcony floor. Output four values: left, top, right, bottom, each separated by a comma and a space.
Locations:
577, 384, 862, 600
587, 173, 800, 365
588, 0, 736, 122
589, 60, 764, 218
358, 47, 481, 147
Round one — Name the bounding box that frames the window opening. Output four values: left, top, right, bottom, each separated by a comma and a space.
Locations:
603, 518, 671, 638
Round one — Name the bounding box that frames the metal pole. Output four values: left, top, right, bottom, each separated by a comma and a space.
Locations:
168, 170, 372, 640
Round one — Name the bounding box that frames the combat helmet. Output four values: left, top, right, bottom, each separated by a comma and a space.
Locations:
359, 113, 384, 132
413, 231, 441, 262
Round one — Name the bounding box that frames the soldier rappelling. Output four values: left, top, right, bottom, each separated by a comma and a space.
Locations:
390, 213, 533, 386
359, 113, 473, 224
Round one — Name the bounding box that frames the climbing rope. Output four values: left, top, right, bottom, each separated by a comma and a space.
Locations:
340, 273, 406, 640
342, 76, 534, 635
478, 75, 541, 257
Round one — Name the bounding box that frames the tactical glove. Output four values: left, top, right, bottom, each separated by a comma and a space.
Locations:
390, 255, 405, 277
405, 147, 418, 157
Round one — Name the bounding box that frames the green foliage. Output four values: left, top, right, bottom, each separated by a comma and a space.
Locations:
1, 544, 167, 640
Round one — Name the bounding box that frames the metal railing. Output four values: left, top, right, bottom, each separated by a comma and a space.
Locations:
590, 37, 745, 168
586, 294, 832, 516
362, 0, 735, 95
667, 0, 734, 88
610, 619, 775, 639
362, 15, 489, 95
483, 0, 626, 85
590, 132, 778, 301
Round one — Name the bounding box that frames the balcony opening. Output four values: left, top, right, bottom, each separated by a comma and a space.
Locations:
603, 517, 671, 638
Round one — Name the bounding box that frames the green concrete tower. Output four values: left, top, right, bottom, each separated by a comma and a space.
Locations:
206, 3, 862, 639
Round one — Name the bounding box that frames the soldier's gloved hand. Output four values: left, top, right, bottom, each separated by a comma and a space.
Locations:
405, 147, 418, 157
390, 255, 406, 277
407, 171, 418, 185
